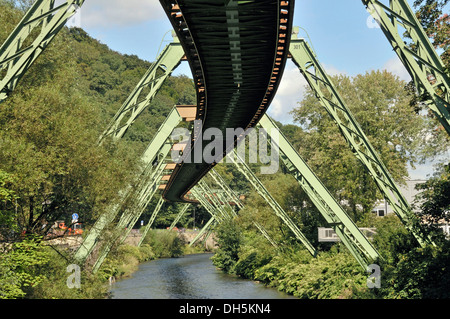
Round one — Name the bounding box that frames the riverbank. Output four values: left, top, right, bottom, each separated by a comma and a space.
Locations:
109, 253, 295, 299
98, 229, 215, 286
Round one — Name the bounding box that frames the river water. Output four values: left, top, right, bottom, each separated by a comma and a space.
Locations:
109, 253, 295, 299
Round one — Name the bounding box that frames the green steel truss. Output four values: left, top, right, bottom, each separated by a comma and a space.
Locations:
169, 203, 190, 231
207, 168, 278, 248
259, 115, 380, 269
74, 107, 182, 264
189, 216, 217, 247
4, 0, 445, 271
188, 187, 221, 246
362, 0, 450, 135
138, 196, 165, 247
228, 149, 318, 257
92, 151, 169, 273
98, 40, 185, 143
209, 169, 244, 209
0, 0, 85, 102
289, 36, 433, 248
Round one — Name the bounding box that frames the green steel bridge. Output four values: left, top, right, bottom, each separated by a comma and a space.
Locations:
1, 0, 449, 273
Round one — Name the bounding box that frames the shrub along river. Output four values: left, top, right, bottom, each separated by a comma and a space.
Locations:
109, 253, 295, 299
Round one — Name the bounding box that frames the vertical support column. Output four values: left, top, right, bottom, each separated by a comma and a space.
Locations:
362, 0, 450, 135
0, 0, 85, 102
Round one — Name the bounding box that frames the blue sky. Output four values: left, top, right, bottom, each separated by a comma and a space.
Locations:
67, 0, 448, 178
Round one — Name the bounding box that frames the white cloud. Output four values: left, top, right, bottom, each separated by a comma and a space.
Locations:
382, 56, 411, 82
322, 63, 348, 77
76, 0, 166, 28
268, 61, 348, 124
268, 61, 308, 124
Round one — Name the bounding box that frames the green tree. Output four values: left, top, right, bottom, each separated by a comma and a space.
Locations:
414, 0, 450, 71
211, 219, 243, 273
414, 162, 450, 243
0, 235, 50, 299
290, 70, 430, 222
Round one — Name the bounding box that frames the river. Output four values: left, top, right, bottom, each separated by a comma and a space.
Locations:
109, 253, 296, 299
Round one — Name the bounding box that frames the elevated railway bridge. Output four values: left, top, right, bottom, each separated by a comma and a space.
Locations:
1, 0, 449, 272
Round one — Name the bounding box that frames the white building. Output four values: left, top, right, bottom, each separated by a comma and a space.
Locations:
371, 179, 426, 216
371, 179, 449, 237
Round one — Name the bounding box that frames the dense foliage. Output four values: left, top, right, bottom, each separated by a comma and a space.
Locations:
0, 0, 449, 300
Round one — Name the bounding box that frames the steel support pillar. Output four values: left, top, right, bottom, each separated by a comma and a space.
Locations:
229, 149, 318, 257
74, 107, 182, 263
0, 0, 85, 102
289, 36, 434, 248
98, 41, 185, 143
92, 153, 168, 273
138, 196, 165, 247
362, 0, 450, 135
259, 115, 380, 269
169, 203, 190, 230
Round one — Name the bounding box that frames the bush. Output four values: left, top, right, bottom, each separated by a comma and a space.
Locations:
211, 219, 242, 273
254, 247, 368, 299
142, 229, 184, 258
379, 242, 450, 299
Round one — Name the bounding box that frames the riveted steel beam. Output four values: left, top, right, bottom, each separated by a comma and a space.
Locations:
259, 115, 380, 269
229, 149, 318, 257
362, 0, 450, 135
0, 0, 85, 102
98, 41, 185, 143
289, 36, 434, 248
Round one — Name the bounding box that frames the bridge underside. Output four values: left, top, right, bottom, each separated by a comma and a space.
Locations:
160, 0, 294, 202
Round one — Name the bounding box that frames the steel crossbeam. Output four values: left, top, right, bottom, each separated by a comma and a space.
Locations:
289, 36, 434, 248
259, 115, 380, 268
0, 0, 84, 102
362, 0, 450, 135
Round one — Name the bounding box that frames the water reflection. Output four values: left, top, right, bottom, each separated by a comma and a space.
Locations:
110, 253, 295, 299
